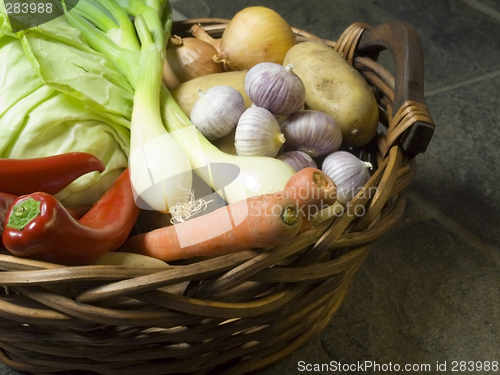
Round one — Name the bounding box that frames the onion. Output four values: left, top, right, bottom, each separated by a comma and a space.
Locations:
235, 106, 286, 157
191, 24, 221, 53
163, 36, 223, 90
277, 151, 317, 172
281, 110, 343, 157
245, 62, 306, 116
190, 86, 245, 141
214, 6, 296, 71
321, 151, 372, 204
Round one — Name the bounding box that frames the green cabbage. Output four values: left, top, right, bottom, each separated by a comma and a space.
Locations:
0, 1, 132, 206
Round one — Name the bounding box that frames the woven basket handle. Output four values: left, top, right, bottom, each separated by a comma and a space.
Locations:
356, 21, 435, 156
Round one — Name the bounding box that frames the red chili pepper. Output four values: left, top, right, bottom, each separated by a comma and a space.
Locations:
2, 169, 140, 265
1, 193, 89, 240
0, 152, 106, 196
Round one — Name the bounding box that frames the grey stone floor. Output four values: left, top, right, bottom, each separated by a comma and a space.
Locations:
1, 0, 499, 374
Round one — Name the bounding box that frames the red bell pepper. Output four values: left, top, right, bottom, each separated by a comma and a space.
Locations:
0, 152, 106, 196
2, 169, 140, 265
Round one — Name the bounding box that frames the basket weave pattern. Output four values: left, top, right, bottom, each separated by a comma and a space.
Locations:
0, 20, 434, 375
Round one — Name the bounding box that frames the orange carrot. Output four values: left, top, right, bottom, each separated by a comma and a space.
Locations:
120, 192, 302, 262
285, 167, 337, 212
284, 167, 337, 232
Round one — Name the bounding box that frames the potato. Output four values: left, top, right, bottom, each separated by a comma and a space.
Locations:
171, 71, 252, 117
283, 42, 379, 148
212, 128, 238, 155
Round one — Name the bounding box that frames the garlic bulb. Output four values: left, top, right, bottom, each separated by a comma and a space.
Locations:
321, 151, 372, 204
190, 86, 245, 141
277, 150, 317, 172
281, 110, 343, 157
245, 62, 306, 116
235, 106, 286, 157
216, 6, 296, 70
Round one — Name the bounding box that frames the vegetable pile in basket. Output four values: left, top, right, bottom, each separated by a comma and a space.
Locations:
0, 1, 379, 266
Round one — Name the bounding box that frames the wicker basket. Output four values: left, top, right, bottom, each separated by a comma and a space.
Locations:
0, 19, 435, 375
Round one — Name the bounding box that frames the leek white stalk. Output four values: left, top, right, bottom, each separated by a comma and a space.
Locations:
129, 16, 192, 212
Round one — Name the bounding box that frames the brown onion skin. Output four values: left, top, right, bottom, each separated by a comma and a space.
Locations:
217, 6, 296, 71
163, 37, 224, 90
191, 24, 221, 53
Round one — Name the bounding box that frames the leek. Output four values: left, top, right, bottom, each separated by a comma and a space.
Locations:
66, 0, 193, 212
128, 15, 192, 212
66, 0, 295, 207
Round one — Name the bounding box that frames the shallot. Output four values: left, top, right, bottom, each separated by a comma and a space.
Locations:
245, 62, 306, 116
277, 151, 317, 172
190, 86, 245, 141
321, 151, 372, 204
281, 110, 343, 157
235, 106, 285, 157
